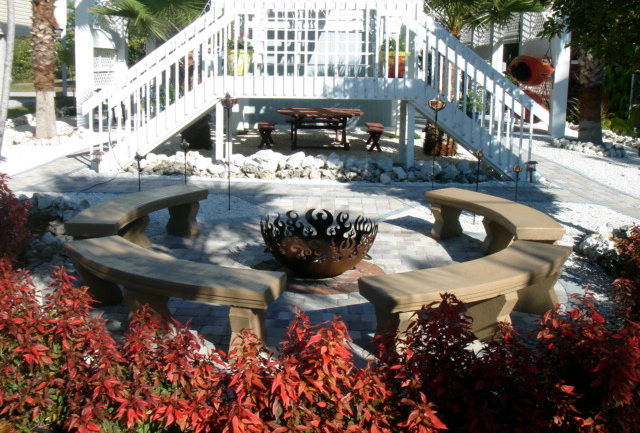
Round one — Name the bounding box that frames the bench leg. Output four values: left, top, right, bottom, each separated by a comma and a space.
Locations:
75, 264, 123, 305
466, 292, 519, 341
258, 129, 274, 149
430, 204, 463, 239
515, 272, 561, 315
372, 303, 416, 336
167, 202, 200, 238
481, 218, 515, 254
229, 306, 267, 345
123, 288, 172, 320
119, 216, 151, 249
366, 132, 382, 152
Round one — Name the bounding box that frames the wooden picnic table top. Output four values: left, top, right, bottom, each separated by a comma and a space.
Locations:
276, 107, 364, 119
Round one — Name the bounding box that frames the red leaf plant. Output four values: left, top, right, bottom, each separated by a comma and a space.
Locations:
223, 310, 418, 432
536, 291, 640, 433
372, 292, 548, 433
0, 173, 31, 264
611, 226, 640, 321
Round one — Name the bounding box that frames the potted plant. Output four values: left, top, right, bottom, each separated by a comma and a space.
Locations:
381, 35, 407, 78
458, 89, 486, 120
227, 33, 254, 75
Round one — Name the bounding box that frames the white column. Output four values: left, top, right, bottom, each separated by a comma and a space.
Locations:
214, 103, 224, 160
405, 103, 416, 167
549, 32, 571, 138
490, 26, 505, 73
74, 0, 93, 127
398, 100, 407, 163
398, 101, 416, 167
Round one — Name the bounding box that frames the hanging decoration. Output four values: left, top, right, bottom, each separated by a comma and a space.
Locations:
507, 55, 554, 86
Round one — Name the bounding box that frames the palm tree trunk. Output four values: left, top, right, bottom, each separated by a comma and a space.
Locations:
577, 51, 605, 144
31, 0, 59, 138
0, 0, 16, 157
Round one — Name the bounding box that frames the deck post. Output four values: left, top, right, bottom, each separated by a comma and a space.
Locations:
214, 103, 225, 160
550, 31, 571, 138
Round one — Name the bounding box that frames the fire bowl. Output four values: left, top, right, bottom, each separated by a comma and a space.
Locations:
260, 209, 378, 279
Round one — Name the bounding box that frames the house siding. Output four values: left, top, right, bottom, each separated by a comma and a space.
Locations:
0, 0, 33, 38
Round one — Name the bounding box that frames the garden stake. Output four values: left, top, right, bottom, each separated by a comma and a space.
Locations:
513, 163, 523, 202
134, 152, 145, 192
180, 139, 190, 185
428, 95, 447, 190
220, 93, 237, 210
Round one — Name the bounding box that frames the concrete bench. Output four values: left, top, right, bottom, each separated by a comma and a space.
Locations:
359, 240, 571, 341
425, 187, 565, 254
365, 122, 384, 152
63, 235, 285, 344
65, 185, 208, 249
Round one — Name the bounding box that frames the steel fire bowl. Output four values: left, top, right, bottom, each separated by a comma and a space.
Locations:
260, 209, 378, 278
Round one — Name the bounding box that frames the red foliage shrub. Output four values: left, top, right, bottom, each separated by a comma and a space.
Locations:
225, 311, 446, 432
0, 174, 31, 263
536, 292, 640, 433
373, 293, 550, 433
0, 258, 123, 432
612, 226, 640, 320
1, 260, 638, 433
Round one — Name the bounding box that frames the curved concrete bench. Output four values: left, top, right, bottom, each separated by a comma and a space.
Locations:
359, 240, 571, 340
64, 235, 285, 344
65, 185, 208, 249
425, 187, 565, 254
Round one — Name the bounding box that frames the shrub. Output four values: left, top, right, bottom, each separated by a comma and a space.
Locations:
0, 174, 31, 263
11, 37, 34, 83
536, 292, 640, 432
612, 226, 640, 320
0, 260, 122, 432
373, 294, 550, 433
1, 259, 639, 432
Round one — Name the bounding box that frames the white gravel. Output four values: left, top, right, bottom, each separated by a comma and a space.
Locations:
531, 130, 640, 198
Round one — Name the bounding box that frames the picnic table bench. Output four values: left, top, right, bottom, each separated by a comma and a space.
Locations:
64, 235, 286, 344
277, 107, 363, 150
425, 187, 566, 254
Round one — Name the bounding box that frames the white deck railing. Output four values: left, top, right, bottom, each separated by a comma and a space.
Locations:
82, 0, 548, 175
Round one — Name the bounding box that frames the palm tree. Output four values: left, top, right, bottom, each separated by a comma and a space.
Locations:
575, 51, 605, 144
425, 0, 546, 40
90, 0, 209, 43
0, 0, 16, 157
31, 0, 60, 139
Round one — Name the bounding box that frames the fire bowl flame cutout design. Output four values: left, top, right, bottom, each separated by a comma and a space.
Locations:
260, 209, 378, 279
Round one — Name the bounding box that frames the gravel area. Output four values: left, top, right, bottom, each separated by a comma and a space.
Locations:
531, 129, 640, 198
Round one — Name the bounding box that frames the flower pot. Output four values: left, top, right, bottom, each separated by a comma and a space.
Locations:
383, 51, 406, 78
507, 55, 554, 86
227, 49, 253, 75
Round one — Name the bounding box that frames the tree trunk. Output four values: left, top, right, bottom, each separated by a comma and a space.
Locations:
31, 0, 59, 138
577, 51, 605, 145
578, 84, 604, 144
0, 0, 16, 157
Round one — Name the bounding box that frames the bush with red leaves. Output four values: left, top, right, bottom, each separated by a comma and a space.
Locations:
0, 174, 31, 263
1, 257, 638, 432
612, 226, 640, 320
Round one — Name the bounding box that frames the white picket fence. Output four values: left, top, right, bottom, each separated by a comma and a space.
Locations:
81, 0, 548, 175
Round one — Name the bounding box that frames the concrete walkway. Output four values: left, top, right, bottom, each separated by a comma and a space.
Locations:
6, 143, 640, 360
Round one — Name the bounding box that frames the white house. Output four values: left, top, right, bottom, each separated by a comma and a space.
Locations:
72, 0, 570, 175
0, 0, 68, 87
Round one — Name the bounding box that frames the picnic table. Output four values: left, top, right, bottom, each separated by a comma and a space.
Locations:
277, 107, 364, 150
